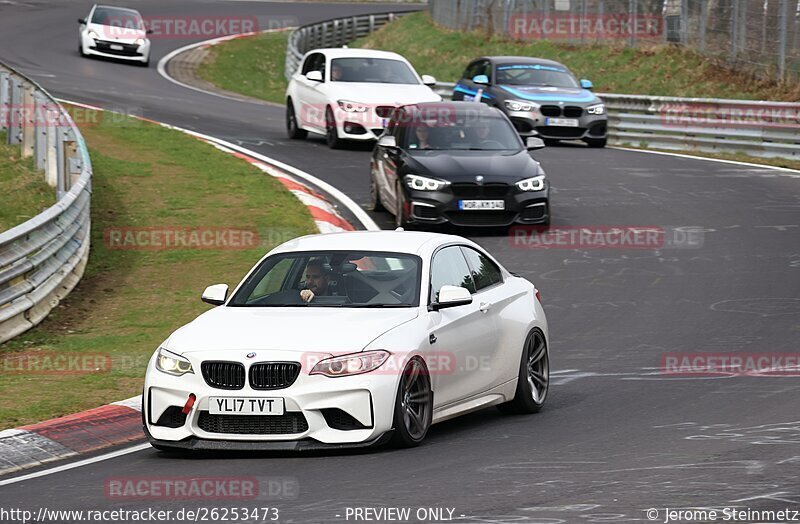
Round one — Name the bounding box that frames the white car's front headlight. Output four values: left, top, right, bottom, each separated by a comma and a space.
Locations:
516, 175, 546, 192
310, 350, 391, 378
587, 103, 605, 115
405, 174, 449, 191
88, 30, 99, 40
337, 100, 369, 113
135, 38, 146, 46
156, 348, 194, 376
505, 100, 537, 112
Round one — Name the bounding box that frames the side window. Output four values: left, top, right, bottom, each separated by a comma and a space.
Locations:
301, 53, 325, 77
430, 247, 476, 302
477, 61, 492, 82
460, 247, 502, 291
464, 61, 480, 81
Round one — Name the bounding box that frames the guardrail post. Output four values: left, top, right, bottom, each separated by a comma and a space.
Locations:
33, 92, 46, 170
369, 14, 375, 34
0, 72, 9, 132
9, 77, 22, 145
628, 0, 637, 47
56, 126, 67, 198
45, 107, 57, 188
21, 84, 34, 158
63, 131, 79, 191
778, 0, 788, 81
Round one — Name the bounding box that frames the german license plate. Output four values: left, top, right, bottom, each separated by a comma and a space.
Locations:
459, 200, 505, 210
110, 44, 124, 51
545, 118, 579, 127
209, 397, 285, 415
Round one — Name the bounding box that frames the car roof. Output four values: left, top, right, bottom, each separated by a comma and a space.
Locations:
481, 56, 568, 69
310, 48, 409, 61
270, 230, 476, 258
93, 4, 141, 14
401, 101, 502, 115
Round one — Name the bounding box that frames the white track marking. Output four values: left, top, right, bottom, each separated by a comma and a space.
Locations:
0, 443, 151, 486
610, 146, 800, 176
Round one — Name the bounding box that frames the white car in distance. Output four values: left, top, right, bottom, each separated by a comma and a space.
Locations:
142, 231, 549, 451
78, 4, 152, 66
285, 48, 442, 148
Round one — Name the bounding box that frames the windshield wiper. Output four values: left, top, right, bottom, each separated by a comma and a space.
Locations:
348, 304, 411, 308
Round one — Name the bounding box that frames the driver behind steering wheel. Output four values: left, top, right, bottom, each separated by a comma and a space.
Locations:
300, 258, 332, 303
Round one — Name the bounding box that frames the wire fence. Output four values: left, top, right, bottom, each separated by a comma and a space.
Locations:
429, 0, 800, 82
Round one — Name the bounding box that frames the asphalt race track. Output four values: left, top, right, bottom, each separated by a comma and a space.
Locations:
1, 1, 799, 522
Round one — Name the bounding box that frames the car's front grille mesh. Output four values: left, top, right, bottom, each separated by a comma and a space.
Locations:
321, 408, 370, 431
451, 182, 510, 197
154, 406, 188, 428
197, 411, 309, 434
540, 105, 561, 117
249, 363, 301, 390
201, 361, 246, 390
563, 106, 583, 118
539, 105, 583, 118
375, 106, 395, 118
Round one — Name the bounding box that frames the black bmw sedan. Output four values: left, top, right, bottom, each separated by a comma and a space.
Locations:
369, 102, 550, 228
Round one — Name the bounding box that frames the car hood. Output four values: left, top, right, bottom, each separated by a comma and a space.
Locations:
166, 306, 419, 354
326, 83, 442, 105
87, 22, 145, 42
497, 84, 600, 104
405, 149, 542, 182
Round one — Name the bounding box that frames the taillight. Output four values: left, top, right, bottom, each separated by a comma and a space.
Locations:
535, 288, 541, 303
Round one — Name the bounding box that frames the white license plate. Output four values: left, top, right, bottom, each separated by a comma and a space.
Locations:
209, 397, 285, 415
110, 44, 124, 51
459, 200, 505, 210
545, 118, 579, 127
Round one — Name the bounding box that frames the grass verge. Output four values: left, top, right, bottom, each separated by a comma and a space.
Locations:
354, 12, 800, 101
196, 31, 290, 104
0, 131, 54, 232
0, 108, 316, 429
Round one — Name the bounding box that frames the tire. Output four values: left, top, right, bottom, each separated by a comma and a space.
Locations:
390, 357, 433, 447
325, 106, 344, 149
78, 42, 86, 57
368, 168, 385, 212
286, 100, 307, 140
585, 137, 607, 148
497, 329, 549, 414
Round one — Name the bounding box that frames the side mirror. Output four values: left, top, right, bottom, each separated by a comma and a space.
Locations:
580, 79, 593, 89
146, 29, 154, 35
78, 18, 86, 24
430, 285, 472, 311
421, 74, 437, 86
377, 135, 397, 149
526, 137, 545, 150
201, 284, 228, 306
306, 70, 323, 82
472, 74, 489, 85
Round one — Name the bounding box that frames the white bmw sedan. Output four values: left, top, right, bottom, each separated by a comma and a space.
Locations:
78, 4, 151, 66
143, 231, 549, 451
285, 48, 442, 148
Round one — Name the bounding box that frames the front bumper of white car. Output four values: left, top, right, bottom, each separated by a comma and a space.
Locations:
81, 33, 150, 63
142, 350, 401, 450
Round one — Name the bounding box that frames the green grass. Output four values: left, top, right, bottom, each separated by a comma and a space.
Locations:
196, 31, 290, 104
0, 131, 54, 232
0, 108, 316, 429
354, 12, 800, 101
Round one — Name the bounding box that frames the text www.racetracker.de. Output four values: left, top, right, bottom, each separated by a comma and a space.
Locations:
0, 507, 280, 523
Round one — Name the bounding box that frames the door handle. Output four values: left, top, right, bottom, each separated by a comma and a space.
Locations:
479, 302, 491, 313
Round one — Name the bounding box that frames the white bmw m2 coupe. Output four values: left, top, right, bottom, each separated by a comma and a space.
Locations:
285, 48, 442, 148
143, 231, 549, 451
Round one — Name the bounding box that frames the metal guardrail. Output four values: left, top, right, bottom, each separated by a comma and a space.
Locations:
0, 63, 92, 344
285, 11, 417, 81
286, 12, 800, 161
435, 81, 800, 160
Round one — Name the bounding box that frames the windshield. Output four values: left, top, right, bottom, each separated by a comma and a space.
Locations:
91, 7, 144, 30
402, 113, 522, 151
496, 64, 579, 88
330, 58, 419, 84
229, 251, 422, 307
